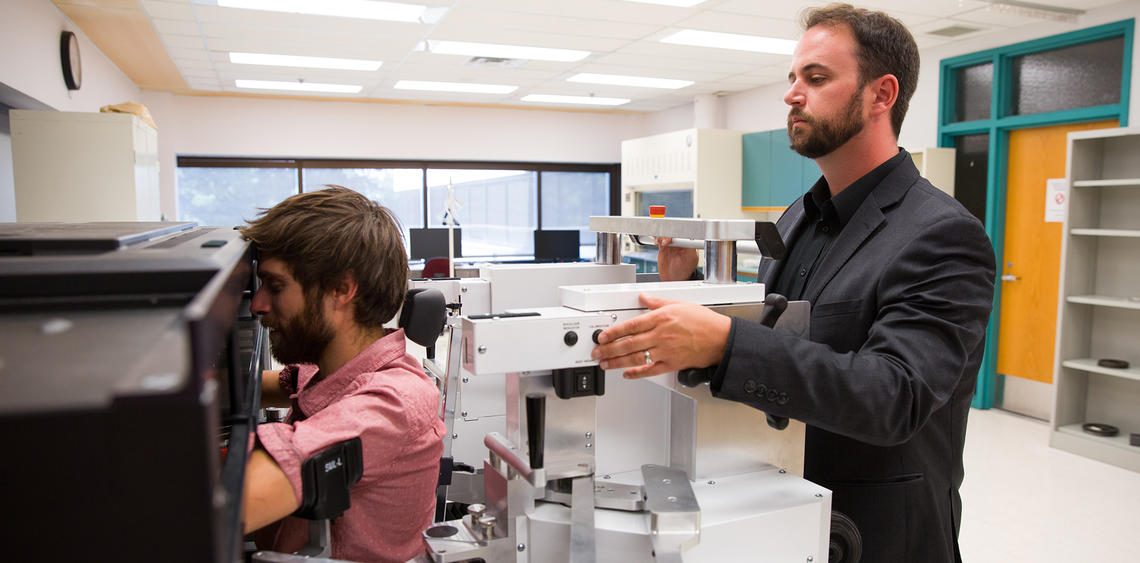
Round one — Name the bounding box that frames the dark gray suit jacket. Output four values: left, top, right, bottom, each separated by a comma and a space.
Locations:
713, 155, 996, 562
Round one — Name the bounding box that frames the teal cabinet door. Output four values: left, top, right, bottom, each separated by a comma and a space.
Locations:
741, 131, 773, 208
742, 129, 816, 209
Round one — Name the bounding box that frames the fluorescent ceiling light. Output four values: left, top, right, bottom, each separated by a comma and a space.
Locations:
622, 0, 707, 6
395, 80, 517, 94
235, 79, 363, 94
426, 40, 589, 62
217, 0, 429, 23
230, 52, 382, 71
568, 72, 693, 90
661, 29, 797, 55
520, 94, 630, 106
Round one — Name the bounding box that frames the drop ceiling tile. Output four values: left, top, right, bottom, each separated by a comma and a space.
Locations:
673, 11, 802, 39
470, 0, 697, 26
590, 52, 760, 74
167, 46, 210, 61
437, 6, 661, 40
424, 28, 629, 52
616, 40, 789, 67
950, 6, 1060, 26
566, 63, 729, 83
854, 0, 990, 18
161, 34, 205, 49
141, 0, 196, 21
173, 57, 214, 70
180, 68, 218, 79
152, 17, 201, 35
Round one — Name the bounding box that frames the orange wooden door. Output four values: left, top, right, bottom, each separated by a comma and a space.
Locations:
996, 120, 1116, 383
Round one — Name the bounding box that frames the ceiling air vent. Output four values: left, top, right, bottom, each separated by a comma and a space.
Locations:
928, 25, 982, 38
466, 56, 523, 68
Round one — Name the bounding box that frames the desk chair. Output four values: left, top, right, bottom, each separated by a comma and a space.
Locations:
420, 257, 451, 279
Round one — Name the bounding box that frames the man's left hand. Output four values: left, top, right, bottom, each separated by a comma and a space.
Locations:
592, 294, 731, 379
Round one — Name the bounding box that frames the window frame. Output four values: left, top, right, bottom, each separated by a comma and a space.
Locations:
176, 156, 620, 256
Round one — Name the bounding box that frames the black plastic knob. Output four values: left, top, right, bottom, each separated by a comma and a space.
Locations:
525, 393, 545, 469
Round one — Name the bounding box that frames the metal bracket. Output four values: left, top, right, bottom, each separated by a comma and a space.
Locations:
641, 464, 700, 563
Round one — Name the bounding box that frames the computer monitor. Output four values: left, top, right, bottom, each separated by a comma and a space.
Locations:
533, 229, 581, 262
409, 228, 462, 260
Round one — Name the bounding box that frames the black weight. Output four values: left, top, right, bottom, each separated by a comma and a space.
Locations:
1082, 422, 1119, 437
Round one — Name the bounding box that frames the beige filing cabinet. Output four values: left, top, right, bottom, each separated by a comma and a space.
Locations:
907, 147, 956, 196
11, 110, 160, 222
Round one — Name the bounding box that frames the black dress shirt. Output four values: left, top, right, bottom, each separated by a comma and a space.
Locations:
771, 149, 908, 300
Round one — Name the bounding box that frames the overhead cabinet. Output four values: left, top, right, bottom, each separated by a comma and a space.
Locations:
741, 129, 819, 211
1051, 126, 1140, 472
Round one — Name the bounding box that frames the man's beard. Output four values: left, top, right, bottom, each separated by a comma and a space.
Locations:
788, 88, 865, 159
264, 295, 335, 366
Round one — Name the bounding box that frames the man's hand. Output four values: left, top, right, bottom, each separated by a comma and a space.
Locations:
656, 237, 699, 282
591, 294, 731, 379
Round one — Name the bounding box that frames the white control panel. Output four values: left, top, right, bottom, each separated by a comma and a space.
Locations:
461, 307, 615, 376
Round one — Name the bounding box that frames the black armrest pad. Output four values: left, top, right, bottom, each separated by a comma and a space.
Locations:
293, 437, 363, 521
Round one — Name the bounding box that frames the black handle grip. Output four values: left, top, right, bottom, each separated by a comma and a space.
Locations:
525, 393, 545, 469
759, 294, 790, 431
678, 294, 790, 389
759, 293, 788, 328
677, 367, 711, 387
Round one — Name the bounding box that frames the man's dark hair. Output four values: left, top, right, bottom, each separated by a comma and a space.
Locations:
241, 185, 408, 328
802, 3, 919, 137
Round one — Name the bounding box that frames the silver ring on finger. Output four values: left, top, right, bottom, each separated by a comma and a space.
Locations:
644, 350, 652, 365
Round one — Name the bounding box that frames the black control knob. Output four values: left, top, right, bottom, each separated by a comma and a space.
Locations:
592, 329, 603, 344
564, 331, 578, 346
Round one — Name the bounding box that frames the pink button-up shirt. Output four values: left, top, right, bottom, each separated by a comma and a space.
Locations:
256, 329, 444, 562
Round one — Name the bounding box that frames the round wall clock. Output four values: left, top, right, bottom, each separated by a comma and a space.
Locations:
60, 30, 82, 91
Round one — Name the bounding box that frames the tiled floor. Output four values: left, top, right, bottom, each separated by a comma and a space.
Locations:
959, 408, 1140, 562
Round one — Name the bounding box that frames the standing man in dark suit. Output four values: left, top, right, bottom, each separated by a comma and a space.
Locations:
592, 4, 996, 562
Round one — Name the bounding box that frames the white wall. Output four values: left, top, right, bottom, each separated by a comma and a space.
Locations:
0, 0, 141, 113
140, 91, 649, 219
0, 0, 142, 222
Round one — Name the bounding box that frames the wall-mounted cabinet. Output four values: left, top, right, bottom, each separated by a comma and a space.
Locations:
11, 110, 160, 222
741, 129, 819, 212
1051, 127, 1140, 472
621, 129, 755, 258
620, 128, 750, 221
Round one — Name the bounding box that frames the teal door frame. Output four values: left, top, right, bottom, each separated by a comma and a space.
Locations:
936, 20, 1133, 409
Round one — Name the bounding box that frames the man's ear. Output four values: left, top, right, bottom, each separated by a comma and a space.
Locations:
330, 273, 359, 310
869, 74, 899, 118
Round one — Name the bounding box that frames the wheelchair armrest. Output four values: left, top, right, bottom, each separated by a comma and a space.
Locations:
293, 437, 363, 521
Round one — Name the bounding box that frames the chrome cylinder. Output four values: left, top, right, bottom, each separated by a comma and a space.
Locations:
595, 232, 621, 265
703, 240, 736, 284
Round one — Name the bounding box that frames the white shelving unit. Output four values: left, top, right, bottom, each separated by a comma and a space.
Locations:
1051, 127, 1140, 472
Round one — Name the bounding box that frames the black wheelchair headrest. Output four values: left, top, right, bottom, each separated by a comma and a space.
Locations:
398, 288, 447, 348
